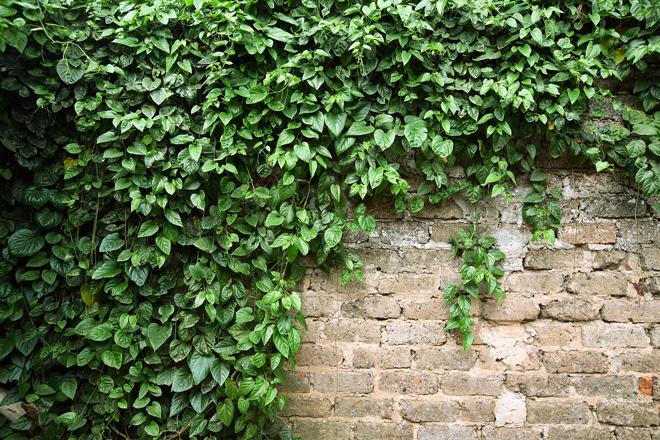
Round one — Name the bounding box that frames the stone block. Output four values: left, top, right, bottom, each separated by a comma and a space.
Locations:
531, 322, 579, 346
418, 425, 479, 440
324, 319, 382, 343
570, 375, 639, 398
641, 248, 660, 270
567, 272, 630, 296
400, 298, 450, 320
596, 401, 659, 426
378, 371, 439, 395
399, 399, 458, 422
524, 249, 587, 271
541, 350, 609, 373
526, 399, 591, 424
558, 223, 617, 244
505, 272, 564, 294
292, 419, 351, 440
352, 345, 411, 369
481, 294, 539, 322
413, 347, 477, 371
354, 422, 413, 440
505, 373, 571, 397
334, 397, 393, 419
612, 350, 660, 372
378, 273, 442, 295
385, 321, 446, 345
295, 344, 343, 367
546, 427, 615, 440
311, 372, 374, 393
482, 427, 543, 440
582, 322, 649, 348
282, 395, 333, 417
413, 199, 464, 219
541, 297, 601, 321
458, 397, 495, 422
441, 372, 503, 396
601, 298, 660, 323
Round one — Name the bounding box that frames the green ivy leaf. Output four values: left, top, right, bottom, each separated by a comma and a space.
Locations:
8, 229, 45, 257
146, 323, 172, 351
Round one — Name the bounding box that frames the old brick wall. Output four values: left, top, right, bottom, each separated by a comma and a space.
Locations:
282, 168, 660, 440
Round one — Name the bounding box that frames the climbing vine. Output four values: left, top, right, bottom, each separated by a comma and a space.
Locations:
0, 0, 658, 439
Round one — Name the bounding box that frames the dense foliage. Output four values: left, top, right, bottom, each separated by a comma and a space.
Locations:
0, 0, 659, 438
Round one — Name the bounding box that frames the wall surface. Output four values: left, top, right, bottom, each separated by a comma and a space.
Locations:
282, 167, 660, 439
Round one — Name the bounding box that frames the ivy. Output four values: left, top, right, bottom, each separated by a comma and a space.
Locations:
444, 224, 504, 349
0, 0, 659, 439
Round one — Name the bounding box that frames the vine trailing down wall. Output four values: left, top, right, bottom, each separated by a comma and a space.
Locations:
0, 0, 658, 439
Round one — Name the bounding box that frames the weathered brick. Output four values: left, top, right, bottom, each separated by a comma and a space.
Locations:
311, 372, 374, 393
562, 171, 634, 199
352, 346, 411, 369
601, 298, 660, 323
592, 250, 628, 269
505, 272, 565, 293
324, 319, 382, 343
641, 248, 660, 270
397, 248, 455, 273
385, 321, 446, 345
612, 350, 660, 372
399, 399, 458, 422
546, 427, 615, 440
400, 298, 450, 320
566, 272, 630, 296
358, 248, 405, 273
441, 372, 503, 396
413, 199, 464, 219
596, 401, 659, 426
413, 347, 477, 371
541, 350, 609, 373
614, 427, 655, 440
505, 373, 571, 397
418, 425, 479, 440
430, 222, 471, 243
526, 399, 591, 424
301, 292, 338, 317
282, 395, 333, 417
343, 295, 401, 319
281, 371, 311, 393
584, 196, 649, 218
458, 397, 495, 422
481, 294, 539, 322
617, 219, 659, 245
375, 221, 430, 246
541, 297, 601, 321
524, 249, 587, 271
301, 319, 322, 342
559, 223, 617, 244
296, 344, 343, 367
377, 273, 441, 295
334, 397, 393, 419
651, 325, 660, 347
531, 322, 579, 346
378, 371, 439, 395
570, 375, 639, 398
482, 427, 542, 440
292, 419, 351, 440
354, 421, 414, 440
582, 322, 649, 348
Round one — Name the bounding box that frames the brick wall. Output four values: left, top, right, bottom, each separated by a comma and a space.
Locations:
283, 168, 660, 439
